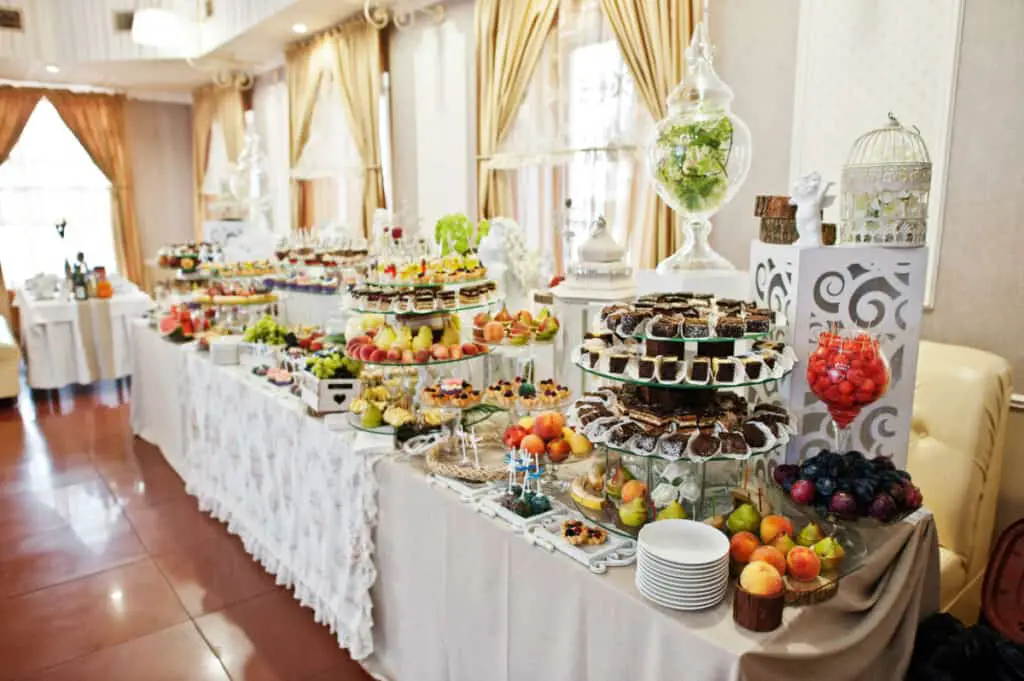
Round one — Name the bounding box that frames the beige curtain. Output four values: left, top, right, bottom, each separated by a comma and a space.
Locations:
286, 35, 330, 232
191, 84, 245, 239
0, 86, 43, 329
330, 21, 386, 239
475, 0, 559, 219
48, 90, 144, 286
600, 0, 700, 267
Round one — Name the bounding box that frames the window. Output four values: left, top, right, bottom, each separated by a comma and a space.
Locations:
293, 72, 365, 235
0, 98, 116, 287
491, 0, 650, 274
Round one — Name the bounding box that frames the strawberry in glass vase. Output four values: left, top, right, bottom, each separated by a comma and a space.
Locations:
806, 326, 890, 451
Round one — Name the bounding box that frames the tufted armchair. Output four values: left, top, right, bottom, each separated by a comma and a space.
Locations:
906, 340, 1012, 623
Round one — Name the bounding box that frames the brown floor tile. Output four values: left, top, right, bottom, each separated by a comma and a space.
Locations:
20, 622, 231, 681
0, 479, 123, 544
0, 454, 100, 498
97, 458, 189, 511
0, 515, 147, 598
302, 662, 375, 681
195, 590, 359, 681
0, 560, 190, 679
125, 497, 226, 555
154, 534, 278, 617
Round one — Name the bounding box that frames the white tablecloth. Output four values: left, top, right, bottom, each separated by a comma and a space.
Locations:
15, 290, 152, 389
129, 325, 388, 659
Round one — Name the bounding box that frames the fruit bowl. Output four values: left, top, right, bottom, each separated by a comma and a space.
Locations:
770, 449, 923, 526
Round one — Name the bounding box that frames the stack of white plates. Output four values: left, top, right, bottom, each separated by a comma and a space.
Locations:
635, 519, 731, 610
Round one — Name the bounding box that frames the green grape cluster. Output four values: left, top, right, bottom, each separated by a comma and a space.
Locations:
243, 315, 288, 344
307, 352, 362, 379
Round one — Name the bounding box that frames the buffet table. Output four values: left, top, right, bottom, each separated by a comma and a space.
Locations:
15, 290, 152, 389
129, 325, 940, 680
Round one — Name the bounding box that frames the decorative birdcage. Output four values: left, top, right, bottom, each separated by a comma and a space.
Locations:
839, 113, 931, 247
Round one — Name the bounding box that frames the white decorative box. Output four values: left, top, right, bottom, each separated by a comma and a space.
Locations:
748, 241, 927, 467
298, 371, 360, 415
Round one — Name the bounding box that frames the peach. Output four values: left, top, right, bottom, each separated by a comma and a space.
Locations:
461, 343, 479, 356
533, 411, 567, 441
520, 434, 546, 456
786, 546, 822, 582
358, 345, 377, 361
759, 515, 795, 544
621, 480, 648, 504
546, 438, 571, 463
739, 561, 784, 597
448, 345, 463, 359
413, 350, 430, 363
729, 531, 761, 564
431, 345, 450, 361
749, 546, 787, 576
770, 533, 796, 557
369, 349, 386, 363
473, 312, 491, 328
482, 321, 505, 343
386, 348, 402, 362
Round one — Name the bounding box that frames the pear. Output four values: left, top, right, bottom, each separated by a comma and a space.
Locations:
797, 522, 824, 547
771, 533, 796, 557
813, 536, 846, 571
375, 325, 397, 350
618, 497, 648, 527
657, 500, 688, 521
412, 325, 433, 353
536, 306, 551, 322
440, 319, 460, 347
393, 326, 412, 351
361, 403, 383, 429
726, 503, 761, 535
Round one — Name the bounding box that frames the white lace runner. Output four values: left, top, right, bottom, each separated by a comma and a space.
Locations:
182, 353, 385, 659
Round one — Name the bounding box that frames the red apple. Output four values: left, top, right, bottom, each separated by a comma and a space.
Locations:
461, 343, 479, 356
790, 479, 815, 505
473, 312, 491, 328
358, 345, 377, 361
413, 350, 430, 363
546, 438, 571, 463
482, 321, 505, 343
503, 425, 528, 449
386, 348, 402, 362
431, 345, 450, 361
369, 349, 387, 363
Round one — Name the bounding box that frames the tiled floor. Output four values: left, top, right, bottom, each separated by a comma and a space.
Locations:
0, 382, 373, 681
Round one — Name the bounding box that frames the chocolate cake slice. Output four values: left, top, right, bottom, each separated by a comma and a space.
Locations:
715, 316, 745, 338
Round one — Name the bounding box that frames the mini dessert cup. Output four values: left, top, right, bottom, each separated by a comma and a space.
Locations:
656, 357, 686, 384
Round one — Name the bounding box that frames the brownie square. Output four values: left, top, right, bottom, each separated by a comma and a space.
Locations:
689, 433, 721, 458
638, 356, 658, 379
689, 358, 711, 383
683, 317, 710, 338
713, 358, 737, 383
719, 432, 750, 456
608, 353, 630, 374
745, 315, 771, 334
715, 316, 745, 338
650, 315, 681, 338
658, 358, 680, 382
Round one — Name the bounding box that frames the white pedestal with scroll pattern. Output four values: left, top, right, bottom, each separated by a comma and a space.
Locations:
749, 241, 928, 467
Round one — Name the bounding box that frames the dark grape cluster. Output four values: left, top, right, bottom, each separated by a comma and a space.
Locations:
773, 450, 922, 522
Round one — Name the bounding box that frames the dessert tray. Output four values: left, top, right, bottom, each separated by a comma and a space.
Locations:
349, 281, 500, 315
567, 386, 793, 462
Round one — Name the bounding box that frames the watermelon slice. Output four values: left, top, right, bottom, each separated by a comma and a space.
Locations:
159, 316, 189, 343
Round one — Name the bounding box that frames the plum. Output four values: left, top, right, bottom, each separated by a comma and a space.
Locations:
829, 490, 858, 516
790, 479, 815, 505
903, 483, 923, 509
871, 455, 896, 471
868, 493, 898, 522
800, 462, 823, 480
888, 482, 907, 507
773, 464, 799, 486
852, 479, 876, 505
815, 477, 836, 499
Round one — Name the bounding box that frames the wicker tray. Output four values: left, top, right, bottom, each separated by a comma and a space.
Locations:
760, 217, 836, 246
424, 439, 512, 483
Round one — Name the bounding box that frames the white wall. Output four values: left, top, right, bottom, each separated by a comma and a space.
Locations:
710, 0, 800, 269
388, 0, 477, 234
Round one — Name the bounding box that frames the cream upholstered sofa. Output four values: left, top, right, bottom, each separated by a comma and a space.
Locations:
0, 312, 19, 400
906, 340, 1012, 624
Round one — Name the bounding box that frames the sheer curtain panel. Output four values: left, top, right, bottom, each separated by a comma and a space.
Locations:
253, 72, 291, 236
0, 98, 117, 287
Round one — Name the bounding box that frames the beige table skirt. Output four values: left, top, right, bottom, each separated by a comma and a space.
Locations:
370, 459, 940, 681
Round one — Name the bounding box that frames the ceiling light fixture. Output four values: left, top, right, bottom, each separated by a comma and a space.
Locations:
44, 64, 60, 74
291, 22, 308, 34
363, 1, 444, 30
131, 7, 187, 49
